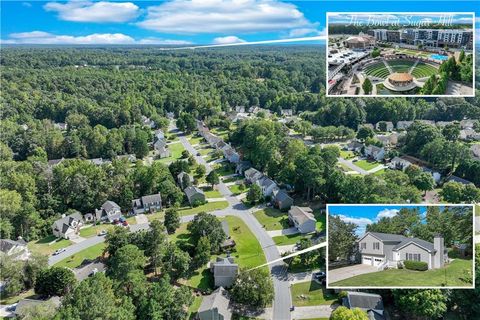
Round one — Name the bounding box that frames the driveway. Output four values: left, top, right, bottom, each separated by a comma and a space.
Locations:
267, 227, 299, 237
292, 305, 339, 319
328, 264, 378, 284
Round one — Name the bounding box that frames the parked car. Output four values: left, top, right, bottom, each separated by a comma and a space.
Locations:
6, 303, 17, 312
313, 271, 326, 280
52, 248, 66, 256
89, 268, 98, 277
98, 230, 107, 236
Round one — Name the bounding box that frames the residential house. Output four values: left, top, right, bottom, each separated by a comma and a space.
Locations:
235, 106, 245, 113
272, 189, 293, 211
358, 232, 447, 269
223, 147, 240, 164
235, 161, 251, 175
211, 256, 239, 288
343, 291, 385, 320
418, 120, 435, 126
447, 175, 473, 185
153, 138, 167, 151
375, 121, 394, 132
166, 112, 175, 119
154, 129, 165, 140
364, 145, 385, 161
422, 167, 442, 184
220, 221, 235, 250
88, 158, 109, 166
53, 122, 68, 131
255, 176, 278, 197
388, 157, 412, 170
157, 145, 171, 158
205, 132, 222, 146
15, 297, 61, 319
47, 158, 65, 167
288, 206, 317, 234
281, 109, 293, 116
470, 144, 480, 159
132, 193, 162, 215
52, 212, 84, 239
0, 238, 30, 261
141, 115, 156, 128
459, 129, 480, 141
177, 171, 193, 190
184, 186, 206, 205
90, 200, 122, 223
435, 121, 454, 128
116, 154, 137, 163
346, 141, 363, 153
214, 140, 229, 151
248, 106, 260, 114
460, 119, 475, 129
244, 168, 264, 184
396, 121, 414, 130
197, 287, 232, 320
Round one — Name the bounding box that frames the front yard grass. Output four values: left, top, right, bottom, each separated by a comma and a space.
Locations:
55, 243, 106, 269
291, 281, 338, 307
158, 142, 186, 164
339, 150, 355, 160
188, 135, 204, 146
201, 187, 223, 198
28, 235, 72, 256
79, 224, 114, 238
213, 163, 235, 177
253, 208, 289, 231
178, 201, 229, 216
313, 210, 326, 232
354, 159, 381, 171
272, 233, 308, 246
330, 259, 473, 287
229, 184, 249, 195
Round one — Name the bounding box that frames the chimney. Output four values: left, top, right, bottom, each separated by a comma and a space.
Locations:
434, 234, 444, 269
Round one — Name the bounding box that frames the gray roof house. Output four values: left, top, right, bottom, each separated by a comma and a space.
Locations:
447, 175, 473, 185
52, 212, 83, 239
396, 121, 414, 130
154, 129, 165, 140
346, 141, 364, 152
116, 154, 137, 163
255, 176, 277, 197
153, 138, 167, 151
235, 161, 252, 175
0, 238, 30, 261
244, 168, 264, 184
343, 291, 385, 320
184, 186, 206, 205
132, 193, 162, 215
177, 171, 193, 190
211, 257, 239, 288
364, 145, 385, 161
92, 200, 122, 223
223, 147, 240, 164
388, 157, 412, 170
375, 121, 394, 132
358, 232, 447, 269
272, 189, 293, 211
288, 206, 316, 234
198, 287, 232, 320
15, 297, 61, 318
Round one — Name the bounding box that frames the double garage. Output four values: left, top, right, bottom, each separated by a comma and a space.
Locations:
362, 255, 384, 267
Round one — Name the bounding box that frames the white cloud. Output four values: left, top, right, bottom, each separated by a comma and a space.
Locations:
376, 209, 399, 220
137, 0, 315, 34
2, 31, 192, 45
287, 27, 325, 38
44, 1, 140, 23
213, 36, 245, 44
337, 214, 373, 227
22, 2, 32, 7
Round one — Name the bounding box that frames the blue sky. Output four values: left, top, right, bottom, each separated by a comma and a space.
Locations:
1, 1, 479, 45
328, 205, 428, 235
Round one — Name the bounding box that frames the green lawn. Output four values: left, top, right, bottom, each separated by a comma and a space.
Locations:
372, 168, 386, 176
223, 176, 244, 183
178, 201, 229, 216
210, 128, 229, 141
201, 187, 223, 198
158, 142, 186, 164
55, 243, 106, 269
188, 136, 204, 146
28, 235, 72, 256
187, 296, 203, 320
198, 147, 214, 156
146, 210, 165, 222
330, 259, 473, 287
229, 184, 249, 195
79, 224, 113, 238
354, 159, 381, 171
213, 163, 235, 177
253, 208, 289, 231
272, 233, 307, 246
340, 150, 355, 160
291, 281, 338, 307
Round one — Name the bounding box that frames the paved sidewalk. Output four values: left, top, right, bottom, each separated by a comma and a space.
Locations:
70, 236, 86, 244
207, 197, 227, 202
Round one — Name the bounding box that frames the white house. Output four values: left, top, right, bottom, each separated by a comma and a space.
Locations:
52, 212, 83, 239
255, 176, 278, 197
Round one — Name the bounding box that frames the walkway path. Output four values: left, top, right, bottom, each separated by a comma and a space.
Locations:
408, 58, 420, 73
337, 157, 368, 175
291, 305, 339, 319
382, 59, 393, 74
267, 227, 299, 237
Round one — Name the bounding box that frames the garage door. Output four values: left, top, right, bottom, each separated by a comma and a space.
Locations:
373, 258, 383, 267
362, 256, 372, 265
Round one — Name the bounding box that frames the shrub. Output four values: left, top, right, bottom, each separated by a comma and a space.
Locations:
404, 260, 428, 271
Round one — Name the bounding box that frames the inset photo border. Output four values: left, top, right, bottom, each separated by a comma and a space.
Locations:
326, 203, 475, 289
326, 12, 475, 97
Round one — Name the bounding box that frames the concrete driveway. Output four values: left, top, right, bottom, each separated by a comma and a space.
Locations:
328, 264, 378, 284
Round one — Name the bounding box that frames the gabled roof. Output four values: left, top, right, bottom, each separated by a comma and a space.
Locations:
289, 206, 315, 224
141, 193, 161, 205
198, 287, 231, 318
358, 232, 408, 243
102, 200, 120, 213
52, 212, 83, 233
0, 239, 27, 253
392, 238, 435, 253
273, 189, 293, 203
345, 292, 384, 317
154, 139, 167, 149
212, 257, 238, 278
184, 186, 204, 199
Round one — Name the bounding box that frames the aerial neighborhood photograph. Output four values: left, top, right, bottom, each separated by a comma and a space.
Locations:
0, 1, 479, 320
327, 13, 474, 96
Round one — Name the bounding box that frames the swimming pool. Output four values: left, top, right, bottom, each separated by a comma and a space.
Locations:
430, 54, 448, 61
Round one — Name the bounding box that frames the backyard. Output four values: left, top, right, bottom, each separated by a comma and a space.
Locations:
330, 259, 473, 287
291, 281, 338, 307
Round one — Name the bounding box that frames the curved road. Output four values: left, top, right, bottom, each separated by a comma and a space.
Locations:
49, 128, 292, 320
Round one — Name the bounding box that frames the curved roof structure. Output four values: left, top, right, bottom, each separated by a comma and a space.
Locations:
388, 72, 413, 82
